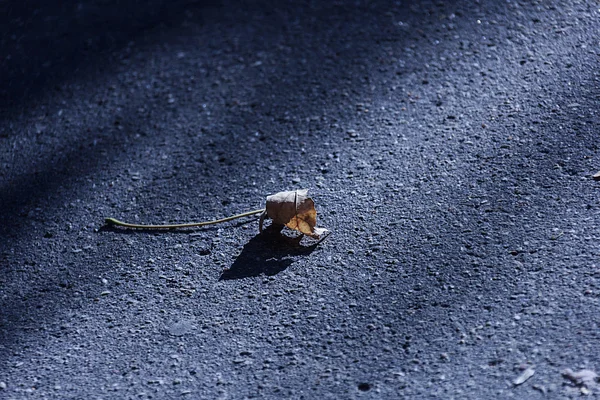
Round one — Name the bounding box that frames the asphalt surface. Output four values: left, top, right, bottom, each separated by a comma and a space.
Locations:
1, 0, 599, 398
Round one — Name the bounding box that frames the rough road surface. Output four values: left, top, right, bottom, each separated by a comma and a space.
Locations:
1, 0, 599, 398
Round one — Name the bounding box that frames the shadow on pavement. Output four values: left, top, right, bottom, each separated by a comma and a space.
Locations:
219, 225, 323, 280
0, 0, 212, 112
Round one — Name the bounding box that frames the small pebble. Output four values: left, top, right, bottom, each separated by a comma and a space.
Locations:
532, 384, 546, 394
581, 387, 590, 395
0, 382, 6, 389
168, 320, 194, 337
513, 367, 535, 386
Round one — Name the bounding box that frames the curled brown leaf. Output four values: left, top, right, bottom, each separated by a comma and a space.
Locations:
259, 189, 329, 238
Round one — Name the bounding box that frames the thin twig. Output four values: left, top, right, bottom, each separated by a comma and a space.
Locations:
105, 208, 266, 229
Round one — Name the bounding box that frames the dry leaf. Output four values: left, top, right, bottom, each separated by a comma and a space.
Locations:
260, 189, 329, 238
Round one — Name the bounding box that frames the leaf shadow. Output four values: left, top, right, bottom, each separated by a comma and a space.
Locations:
219, 225, 325, 281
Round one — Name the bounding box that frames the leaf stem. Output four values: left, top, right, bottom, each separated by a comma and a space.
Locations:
105, 209, 266, 229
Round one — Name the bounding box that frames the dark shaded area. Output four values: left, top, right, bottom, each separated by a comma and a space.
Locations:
0, 0, 210, 112
0, 0, 215, 242
219, 225, 322, 280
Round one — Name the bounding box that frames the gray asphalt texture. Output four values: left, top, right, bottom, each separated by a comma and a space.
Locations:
1, 0, 599, 398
